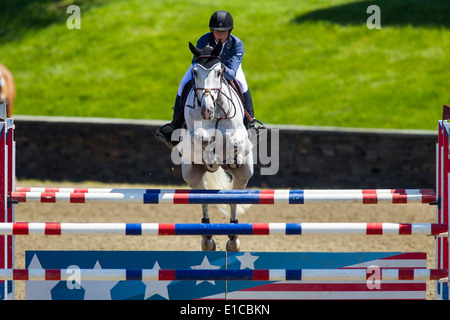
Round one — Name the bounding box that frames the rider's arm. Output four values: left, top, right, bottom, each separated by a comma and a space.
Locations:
222, 39, 243, 81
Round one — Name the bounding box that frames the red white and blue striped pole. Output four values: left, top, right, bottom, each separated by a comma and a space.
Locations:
10, 190, 436, 204
0, 268, 446, 282
0, 222, 446, 236
16, 187, 435, 194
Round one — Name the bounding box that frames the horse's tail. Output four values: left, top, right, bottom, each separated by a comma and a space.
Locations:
203, 167, 251, 216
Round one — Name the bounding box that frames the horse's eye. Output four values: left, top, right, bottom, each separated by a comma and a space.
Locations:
193, 68, 198, 77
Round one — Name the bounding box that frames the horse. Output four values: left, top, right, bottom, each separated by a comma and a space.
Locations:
0, 63, 16, 118
175, 41, 254, 251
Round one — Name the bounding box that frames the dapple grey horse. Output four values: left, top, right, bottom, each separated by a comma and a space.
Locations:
175, 42, 254, 251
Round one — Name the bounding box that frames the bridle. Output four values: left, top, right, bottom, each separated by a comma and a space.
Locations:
191, 59, 237, 126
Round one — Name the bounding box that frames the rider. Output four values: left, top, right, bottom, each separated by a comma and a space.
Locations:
156, 10, 265, 149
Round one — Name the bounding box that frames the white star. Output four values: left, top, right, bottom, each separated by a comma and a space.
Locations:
25, 254, 58, 300
82, 261, 119, 300
142, 261, 171, 300
190, 256, 221, 285
235, 252, 259, 269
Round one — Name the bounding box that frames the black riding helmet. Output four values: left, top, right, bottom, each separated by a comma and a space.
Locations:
209, 10, 234, 32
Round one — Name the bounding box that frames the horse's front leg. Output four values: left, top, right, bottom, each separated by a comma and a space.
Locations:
226, 158, 254, 252
226, 203, 240, 252
182, 163, 216, 251
201, 203, 216, 251
224, 175, 246, 252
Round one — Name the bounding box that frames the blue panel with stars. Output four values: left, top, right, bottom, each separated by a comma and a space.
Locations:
25, 251, 426, 300
25, 251, 226, 300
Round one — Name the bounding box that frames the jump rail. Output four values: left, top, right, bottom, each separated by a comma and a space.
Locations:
15, 187, 435, 194
10, 190, 436, 204
0, 222, 446, 236
0, 268, 446, 282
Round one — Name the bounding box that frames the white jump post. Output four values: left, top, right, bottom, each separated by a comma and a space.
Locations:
436, 105, 450, 300
0, 102, 14, 300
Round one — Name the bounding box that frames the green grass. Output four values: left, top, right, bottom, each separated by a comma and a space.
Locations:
1, 0, 449, 129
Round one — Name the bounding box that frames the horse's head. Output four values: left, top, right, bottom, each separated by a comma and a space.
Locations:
189, 42, 224, 120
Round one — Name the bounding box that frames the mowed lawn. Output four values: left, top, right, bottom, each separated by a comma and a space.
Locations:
0, 0, 449, 129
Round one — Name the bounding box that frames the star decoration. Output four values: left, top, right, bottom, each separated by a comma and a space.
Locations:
190, 255, 221, 285
236, 252, 259, 269
82, 261, 119, 300
25, 254, 58, 300
142, 261, 171, 300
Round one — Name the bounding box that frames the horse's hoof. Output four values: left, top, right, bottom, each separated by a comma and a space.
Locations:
204, 162, 219, 172
201, 238, 216, 251
226, 237, 240, 252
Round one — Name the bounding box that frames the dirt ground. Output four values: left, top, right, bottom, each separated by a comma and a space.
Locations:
12, 181, 438, 300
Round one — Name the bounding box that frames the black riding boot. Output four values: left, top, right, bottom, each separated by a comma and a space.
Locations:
171, 94, 184, 129
243, 89, 265, 128
242, 89, 266, 145
155, 95, 182, 149
243, 90, 255, 128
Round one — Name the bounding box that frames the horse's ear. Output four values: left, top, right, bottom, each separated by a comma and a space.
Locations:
189, 42, 201, 56
211, 41, 222, 57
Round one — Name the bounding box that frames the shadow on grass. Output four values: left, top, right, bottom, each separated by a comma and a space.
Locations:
0, 0, 108, 43
292, 0, 450, 28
